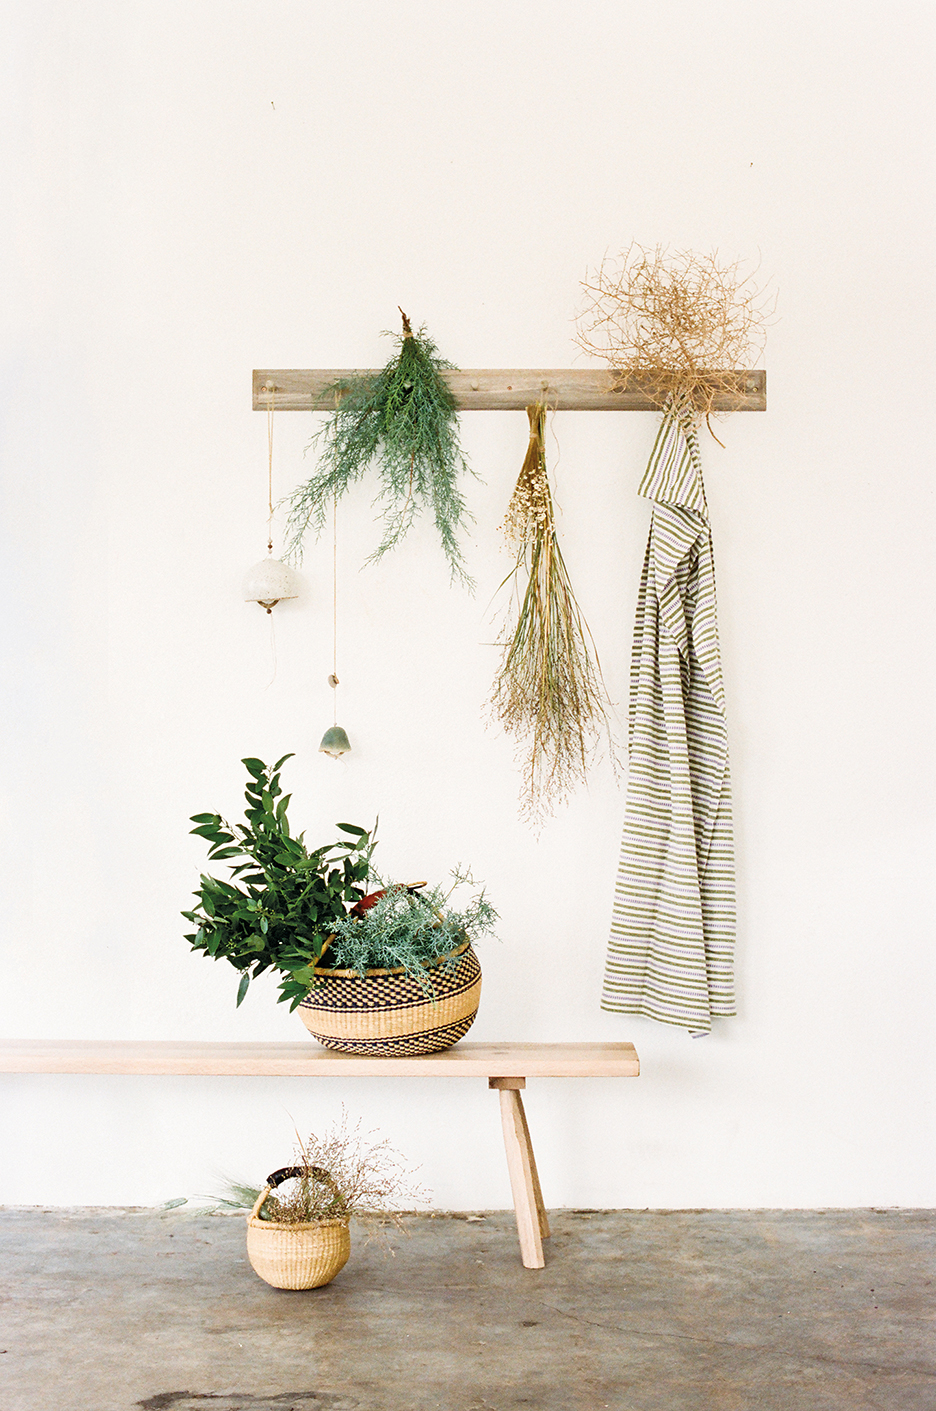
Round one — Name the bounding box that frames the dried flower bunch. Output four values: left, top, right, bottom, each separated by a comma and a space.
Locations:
576, 244, 771, 421
265, 1114, 428, 1227
213, 1110, 429, 1231
489, 404, 615, 823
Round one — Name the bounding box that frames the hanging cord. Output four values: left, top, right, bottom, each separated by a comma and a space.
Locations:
264, 383, 278, 686
329, 491, 339, 723
265, 385, 276, 554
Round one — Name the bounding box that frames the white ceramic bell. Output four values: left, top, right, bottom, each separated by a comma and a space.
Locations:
244, 556, 300, 613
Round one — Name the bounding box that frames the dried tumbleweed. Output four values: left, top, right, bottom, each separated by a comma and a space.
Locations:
576, 244, 773, 422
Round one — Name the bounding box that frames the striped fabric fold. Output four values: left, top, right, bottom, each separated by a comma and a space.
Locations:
602, 398, 736, 1036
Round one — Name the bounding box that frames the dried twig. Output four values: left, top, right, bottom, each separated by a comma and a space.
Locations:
576, 244, 773, 424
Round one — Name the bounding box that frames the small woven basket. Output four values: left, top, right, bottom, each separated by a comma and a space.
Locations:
298, 939, 481, 1056
246, 1166, 350, 1290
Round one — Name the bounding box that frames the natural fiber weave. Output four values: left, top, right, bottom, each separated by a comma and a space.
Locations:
246, 1187, 350, 1290
298, 941, 481, 1055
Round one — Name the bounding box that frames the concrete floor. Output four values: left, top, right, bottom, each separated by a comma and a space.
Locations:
0, 1207, 933, 1411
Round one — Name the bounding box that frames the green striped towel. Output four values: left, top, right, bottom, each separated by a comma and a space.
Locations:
602, 397, 736, 1036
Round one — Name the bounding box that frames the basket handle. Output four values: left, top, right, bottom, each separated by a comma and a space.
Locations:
249, 1164, 344, 1221
249, 1185, 273, 1221
266, 1164, 335, 1190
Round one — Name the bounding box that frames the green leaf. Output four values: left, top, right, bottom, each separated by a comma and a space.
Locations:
235, 972, 251, 1006
336, 823, 368, 838
190, 813, 220, 825
241, 758, 266, 778
272, 753, 295, 772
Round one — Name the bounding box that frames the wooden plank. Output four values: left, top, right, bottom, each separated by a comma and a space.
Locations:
498, 1087, 546, 1269
253, 368, 766, 413
0, 1039, 639, 1078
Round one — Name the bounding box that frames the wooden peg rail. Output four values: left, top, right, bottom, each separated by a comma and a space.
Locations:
252, 368, 766, 413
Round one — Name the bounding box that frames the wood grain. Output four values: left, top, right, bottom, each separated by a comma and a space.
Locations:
252, 368, 766, 413
499, 1086, 547, 1268
0, 1039, 640, 1078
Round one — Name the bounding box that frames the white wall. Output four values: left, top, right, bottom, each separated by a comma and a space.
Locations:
2, 0, 934, 1210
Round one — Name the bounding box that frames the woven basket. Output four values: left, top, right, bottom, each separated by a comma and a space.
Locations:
246, 1168, 350, 1290
298, 939, 481, 1056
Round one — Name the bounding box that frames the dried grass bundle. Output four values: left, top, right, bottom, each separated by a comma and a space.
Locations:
576, 244, 772, 422
489, 404, 615, 824
215, 1109, 429, 1234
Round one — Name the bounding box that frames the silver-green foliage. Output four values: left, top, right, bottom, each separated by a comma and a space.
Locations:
326, 873, 497, 991
284, 319, 475, 586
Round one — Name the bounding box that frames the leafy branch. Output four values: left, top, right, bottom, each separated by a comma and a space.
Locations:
181, 755, 376, 1009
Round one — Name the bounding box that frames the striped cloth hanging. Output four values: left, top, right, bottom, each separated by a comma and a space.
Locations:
602, 397, 736, 1037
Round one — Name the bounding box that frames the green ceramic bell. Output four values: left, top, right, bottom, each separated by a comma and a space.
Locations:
319, 725, 351, 758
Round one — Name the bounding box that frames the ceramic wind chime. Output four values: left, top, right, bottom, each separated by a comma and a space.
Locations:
319, 497, 351, 759
244, 383, 301, 612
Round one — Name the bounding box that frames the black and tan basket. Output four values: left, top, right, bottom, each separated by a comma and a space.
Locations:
298, 940, 482, 1056
246, 1165, 350, 1290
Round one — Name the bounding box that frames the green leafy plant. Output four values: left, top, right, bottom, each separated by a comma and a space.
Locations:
284, 311, 475, 585
182, 755, 375, 1009
324, 871, 498, 990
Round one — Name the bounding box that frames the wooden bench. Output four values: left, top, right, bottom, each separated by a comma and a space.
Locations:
0, 1039, 640, 1269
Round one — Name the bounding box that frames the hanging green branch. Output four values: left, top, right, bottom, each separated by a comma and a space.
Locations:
284, 311, 475, 587
489, 404, 617, 823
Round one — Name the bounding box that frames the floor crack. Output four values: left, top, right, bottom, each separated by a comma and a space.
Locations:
527, 1299, 936, 1378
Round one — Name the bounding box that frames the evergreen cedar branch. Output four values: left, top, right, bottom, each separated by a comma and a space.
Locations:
182, 755, 376, 1010
284, 311, 476, 587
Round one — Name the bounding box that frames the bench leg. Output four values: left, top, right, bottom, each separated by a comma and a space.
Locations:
489, 1077, 549, 1268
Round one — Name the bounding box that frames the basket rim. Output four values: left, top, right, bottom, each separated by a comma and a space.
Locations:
312, 936, 471, 979
247, 1215, 350, 1232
